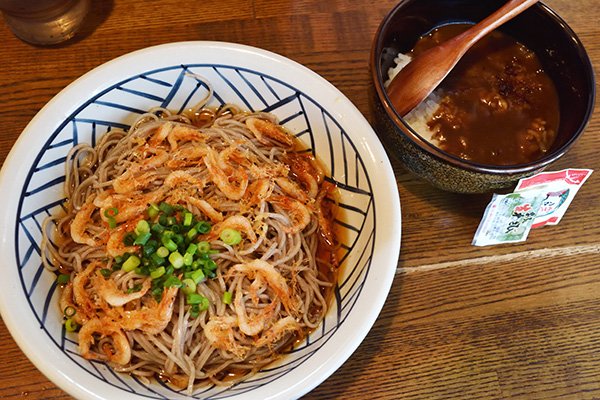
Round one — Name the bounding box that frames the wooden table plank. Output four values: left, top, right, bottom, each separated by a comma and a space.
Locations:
0, 0, 599, 398
307, 252, 600, 399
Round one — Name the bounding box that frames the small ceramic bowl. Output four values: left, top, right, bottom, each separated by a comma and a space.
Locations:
370, 0, 595, 194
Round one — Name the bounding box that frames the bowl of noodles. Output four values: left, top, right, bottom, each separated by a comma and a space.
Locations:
0, 42, 401, 399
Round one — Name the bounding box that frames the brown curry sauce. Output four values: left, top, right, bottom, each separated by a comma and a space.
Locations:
411, 23, 560, 165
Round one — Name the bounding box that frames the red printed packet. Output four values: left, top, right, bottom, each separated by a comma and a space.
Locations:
514, 168, 593, 228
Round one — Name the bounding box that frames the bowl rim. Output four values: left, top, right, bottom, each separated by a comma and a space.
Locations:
0, 41, 402, 400
370, 0, 596, 175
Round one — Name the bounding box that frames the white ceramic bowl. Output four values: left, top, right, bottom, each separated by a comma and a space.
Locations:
0, 42, 401, 400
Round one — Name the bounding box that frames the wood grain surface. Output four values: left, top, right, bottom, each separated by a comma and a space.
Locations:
0, 0, 599, 399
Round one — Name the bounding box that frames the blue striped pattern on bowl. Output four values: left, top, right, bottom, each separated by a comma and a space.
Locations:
16, 63, 376, 399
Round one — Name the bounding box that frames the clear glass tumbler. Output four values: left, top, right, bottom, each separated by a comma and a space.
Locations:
0, 0, 91, 45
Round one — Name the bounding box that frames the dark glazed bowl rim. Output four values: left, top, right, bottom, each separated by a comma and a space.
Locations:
370, 0, 596, 175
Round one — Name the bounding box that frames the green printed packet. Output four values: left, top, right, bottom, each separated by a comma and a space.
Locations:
472, 192, 544, 246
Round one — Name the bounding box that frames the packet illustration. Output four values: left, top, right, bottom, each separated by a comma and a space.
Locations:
472, 192, 544, 246
514, 168, 593, 228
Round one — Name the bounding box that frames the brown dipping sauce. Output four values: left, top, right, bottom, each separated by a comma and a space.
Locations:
410, 23, 560, 165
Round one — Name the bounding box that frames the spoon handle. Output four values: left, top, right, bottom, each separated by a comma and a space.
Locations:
455, 0, 539, 50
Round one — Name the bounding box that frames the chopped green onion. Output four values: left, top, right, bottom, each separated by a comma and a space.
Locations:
186, 228, 198, 242
127, 283, 143, 294
104, 207, 119, 218
186, 243, 198, 255
65, 318, 79, 332
151, 287, 163, 301
108, 201, 223, 295
107, 216, 117, 229
143, 239, 158, 256
122, 254, 141, 272
158, 214, 169, 226
190, 269, 205, 284
150, 266, 166, 279
199, 296, 210, 311
159, 202, 175, 216
182, 278, 196, 295
163, 275, 183, 288
63, 306, 77, 317
190, 304, 200, 318
169, 251, 184, 269
186, 293, 202, 304
197, 241, 210, 253
222, 291, 233, 305
100, 268, 112, 278
135, 220, 150, 235
57, 273, 70, 284
139, 265, 151, 275
195, 221, 211, 234
156, 246, 170, 258
161, 236, 178, 252
220, 228, 242, 245
134, 231, 152, 245
150, 252, 165, 266
204, 259, 217, 271
186, 293, 206, 305
147, 203, 160, 219
167, 216, 178, 227
151, 223, 165, 234
172, 233, 184, 246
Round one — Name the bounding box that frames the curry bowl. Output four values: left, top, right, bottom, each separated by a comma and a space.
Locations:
0, 42, 401, 399
370, 0, 595, 193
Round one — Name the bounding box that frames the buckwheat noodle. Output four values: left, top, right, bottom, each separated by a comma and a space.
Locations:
41, 83, 340, 393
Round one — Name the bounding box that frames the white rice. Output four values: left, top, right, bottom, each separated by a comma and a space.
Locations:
384, 53, 441, 144
384, 53, 413, 88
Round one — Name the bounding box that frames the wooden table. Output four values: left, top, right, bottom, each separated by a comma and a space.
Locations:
0, 0, 598, 398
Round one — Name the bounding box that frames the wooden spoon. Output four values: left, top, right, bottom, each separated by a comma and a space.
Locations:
386, 0, 539, 117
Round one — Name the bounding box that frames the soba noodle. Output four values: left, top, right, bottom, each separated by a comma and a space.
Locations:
41, 88, 340, 392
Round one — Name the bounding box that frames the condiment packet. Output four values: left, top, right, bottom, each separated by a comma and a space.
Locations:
472, 192, 543, 246
514, 168, 593, 228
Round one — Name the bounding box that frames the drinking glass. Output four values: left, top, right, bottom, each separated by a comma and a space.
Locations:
0, 0, 90, 45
